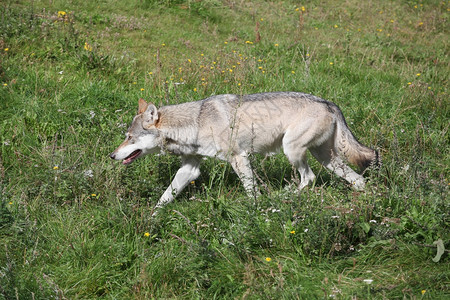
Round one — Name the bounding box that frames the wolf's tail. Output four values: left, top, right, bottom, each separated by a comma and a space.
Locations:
332, 105, 379, 172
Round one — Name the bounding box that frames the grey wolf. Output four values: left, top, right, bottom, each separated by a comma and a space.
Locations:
110, 92, 378, 214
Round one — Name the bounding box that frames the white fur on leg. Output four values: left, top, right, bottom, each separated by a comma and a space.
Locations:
229, 153, 260, 198
152, 156, 200, 216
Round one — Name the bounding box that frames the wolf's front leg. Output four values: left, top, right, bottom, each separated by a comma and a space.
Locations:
229, 153, 260, 198
152, 156, 201, 216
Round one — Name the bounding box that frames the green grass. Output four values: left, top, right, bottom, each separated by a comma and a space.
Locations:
0, 0, 448, 298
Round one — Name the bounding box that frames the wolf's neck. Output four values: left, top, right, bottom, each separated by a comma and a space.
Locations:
156, 105, 200, 154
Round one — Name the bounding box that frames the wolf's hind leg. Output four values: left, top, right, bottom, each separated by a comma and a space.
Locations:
153, 156, 201, 216
284, 147, 316, 190
310, 143, 365, 190
283, 137, 316, 190
282, 124, 320, 190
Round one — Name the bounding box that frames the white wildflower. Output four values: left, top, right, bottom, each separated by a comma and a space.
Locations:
83, 169, 94, 178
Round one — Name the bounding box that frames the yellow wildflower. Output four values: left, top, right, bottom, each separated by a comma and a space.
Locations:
144, 232, 150, 237
58, 11, 66, 18
91, 194, 96, 197
8, 202, 13, 205
265, 257, 272, 262
274, 43, 279, 47
140, 88, 144, 91
290, 230, 295, 234
421, 290, 426, 295
4, 48, 9, 52
84, 42, 93, 51
416, 73, 421, 76
53, 166, 59, 170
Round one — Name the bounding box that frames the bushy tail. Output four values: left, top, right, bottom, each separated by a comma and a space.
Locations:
333, 106, 379, 172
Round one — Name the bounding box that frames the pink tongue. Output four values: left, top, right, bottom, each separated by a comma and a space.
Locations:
122, 150, 141, 165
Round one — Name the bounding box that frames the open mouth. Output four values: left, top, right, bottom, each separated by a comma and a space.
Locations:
123, 150, 142, 165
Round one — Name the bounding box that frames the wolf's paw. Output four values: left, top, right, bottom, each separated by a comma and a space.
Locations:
299, 175, 316, 190
352, 179, 365, 191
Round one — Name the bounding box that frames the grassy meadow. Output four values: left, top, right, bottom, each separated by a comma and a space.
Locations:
0, 0, 449, 298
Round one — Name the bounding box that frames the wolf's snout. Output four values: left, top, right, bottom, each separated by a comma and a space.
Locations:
109, 153, 116, 160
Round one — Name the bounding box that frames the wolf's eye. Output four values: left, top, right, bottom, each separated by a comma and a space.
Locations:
127, 135, 132, 140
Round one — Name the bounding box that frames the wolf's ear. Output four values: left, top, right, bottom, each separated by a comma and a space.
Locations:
142, 102, 158, 128
138, 98, 148, 114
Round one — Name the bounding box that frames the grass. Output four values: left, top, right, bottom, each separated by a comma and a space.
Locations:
0, 0, 448, 298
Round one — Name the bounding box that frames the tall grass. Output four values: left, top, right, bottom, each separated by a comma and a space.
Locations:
0, 0, 448, 298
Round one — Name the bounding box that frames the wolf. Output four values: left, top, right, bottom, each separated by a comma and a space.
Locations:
110, 92, 378, 214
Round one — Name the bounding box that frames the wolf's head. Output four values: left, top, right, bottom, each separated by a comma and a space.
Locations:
110, 99, 161, 164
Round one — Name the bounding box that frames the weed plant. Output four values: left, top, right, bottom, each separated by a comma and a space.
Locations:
0, 0, 448, 298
